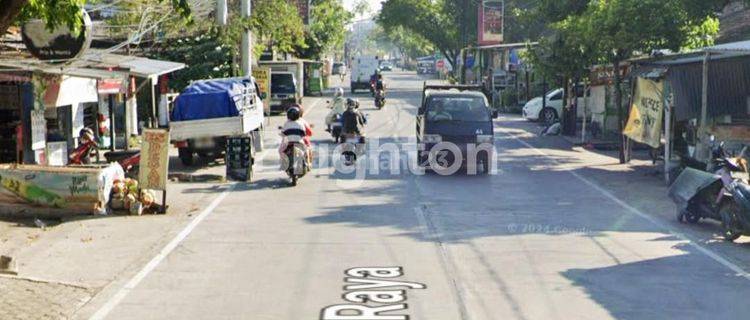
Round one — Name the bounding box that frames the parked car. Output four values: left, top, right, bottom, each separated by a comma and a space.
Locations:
379, 62, 393, 71
522, 86, 590, 123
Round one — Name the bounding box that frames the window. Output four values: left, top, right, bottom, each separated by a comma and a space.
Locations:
426, 96, 490, 122
271, 74, 296, 94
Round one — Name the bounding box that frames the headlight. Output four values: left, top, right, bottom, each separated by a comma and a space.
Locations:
476, 135, 493, 143
423, 134, 442, 143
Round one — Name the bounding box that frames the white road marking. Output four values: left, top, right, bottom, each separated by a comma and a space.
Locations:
89, 140, 277, 320
502, 129, 750, 281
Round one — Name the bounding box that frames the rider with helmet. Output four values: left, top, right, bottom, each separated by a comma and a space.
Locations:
325, 87, 346, 132
341, 98, 367, 139
279, 105, 313, 165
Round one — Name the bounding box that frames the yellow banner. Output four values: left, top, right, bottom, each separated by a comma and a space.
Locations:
624, 78, 664, 148
139, 129, 170, 190
252, 67, 271, 99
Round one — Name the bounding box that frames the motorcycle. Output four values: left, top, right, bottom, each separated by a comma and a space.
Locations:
69, 128, 98, 165
330, 114, 343, 143
669, 141, 749, 239
341, 134, 365, 166
375, 89, 385, 109
283, 142, 308, 186
278, 126, 309, 186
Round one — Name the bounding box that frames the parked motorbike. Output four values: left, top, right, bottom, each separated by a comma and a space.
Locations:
69, 128, 98, 165
669, 141, 750, 240
375, 89, 385, 109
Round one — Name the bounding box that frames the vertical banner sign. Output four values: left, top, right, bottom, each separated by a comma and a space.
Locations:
478, 0, 504, 45
252, 67, 271, 100
624, 77, 664, 148
139, 129, 169, 190
30, 110, 46, 151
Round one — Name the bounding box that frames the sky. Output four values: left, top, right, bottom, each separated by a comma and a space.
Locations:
343, 0, 382, 19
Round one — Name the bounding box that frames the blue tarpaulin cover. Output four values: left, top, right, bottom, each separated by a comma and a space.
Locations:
171, 78, 253, 121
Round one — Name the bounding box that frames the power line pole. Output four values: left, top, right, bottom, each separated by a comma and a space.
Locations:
241, 0, 252, 76
216, 0, 227, 26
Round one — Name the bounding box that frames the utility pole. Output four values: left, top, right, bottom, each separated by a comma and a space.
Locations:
216, 0, 227, 26
241, 0, 252, 76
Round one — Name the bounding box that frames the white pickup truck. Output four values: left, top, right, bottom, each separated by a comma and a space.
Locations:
169, 77, 264, 166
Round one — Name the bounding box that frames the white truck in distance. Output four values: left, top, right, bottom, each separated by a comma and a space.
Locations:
350, 56, 379, 93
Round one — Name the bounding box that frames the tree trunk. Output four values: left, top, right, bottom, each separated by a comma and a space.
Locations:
0, 0, 27, 37
613, 57, 625, 164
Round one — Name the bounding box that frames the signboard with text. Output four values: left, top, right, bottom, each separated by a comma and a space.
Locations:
139, 129, 170, 190
478, 0, 504, 45
252, 67, 271, 100
624, 78, 664, 148
21, 10, 92, 62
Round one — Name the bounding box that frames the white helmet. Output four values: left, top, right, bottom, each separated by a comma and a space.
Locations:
335, 87, 344, 97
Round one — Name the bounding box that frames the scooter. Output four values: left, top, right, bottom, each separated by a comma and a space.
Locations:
341, 134, 365, 166
670, 141, 747, 228
282, 142, 308, 186
375, 89, 385, 109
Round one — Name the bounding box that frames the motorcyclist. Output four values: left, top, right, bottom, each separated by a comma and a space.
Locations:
375, 74, 386, 105
279, 105, 313, 166
325, 87, 346, 132
369, 70, 379, 95
341, 98, 367, 141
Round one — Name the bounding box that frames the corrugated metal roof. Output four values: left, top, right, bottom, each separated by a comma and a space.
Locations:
0, 60, 128, 80
707, 40, 750, 52
82, 51, 185, 79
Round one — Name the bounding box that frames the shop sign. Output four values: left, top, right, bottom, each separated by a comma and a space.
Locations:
21, 10, 92, 62
478, 0, 504, 45
139, 129, 169, 190
0, 165, 100, 209
624, 77, 664, 148
30, 110, 46, 151
252, 67, 271, 100
97, 78, 125, 94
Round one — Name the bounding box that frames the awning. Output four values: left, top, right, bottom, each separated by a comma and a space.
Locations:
707, 40, 750, 53
82, 51, 186, 81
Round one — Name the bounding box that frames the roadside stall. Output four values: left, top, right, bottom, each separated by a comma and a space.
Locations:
304, 60, 324, 96
629, 40, 750, 183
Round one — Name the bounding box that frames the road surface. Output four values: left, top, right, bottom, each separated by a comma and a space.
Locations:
86, 71, 750, 320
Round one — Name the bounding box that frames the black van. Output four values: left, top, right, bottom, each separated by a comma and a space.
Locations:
416, 84, 498, 173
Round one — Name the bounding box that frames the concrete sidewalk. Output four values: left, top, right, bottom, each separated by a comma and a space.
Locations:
499, 114, 750, 265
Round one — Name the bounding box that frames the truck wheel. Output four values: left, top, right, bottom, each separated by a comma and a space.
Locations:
178, 148, 194, 166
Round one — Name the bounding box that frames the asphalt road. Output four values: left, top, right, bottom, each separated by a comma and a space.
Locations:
88, 71, 750, 320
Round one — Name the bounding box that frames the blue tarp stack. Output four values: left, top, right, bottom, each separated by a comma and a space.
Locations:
171, 78, 253, 121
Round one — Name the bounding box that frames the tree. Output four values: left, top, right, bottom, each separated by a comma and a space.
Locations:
371, 25, 434, 60
0, 0, 191, 36
528, 0, 733, 163
377, 0, 477, 68
296, 0, 353, 60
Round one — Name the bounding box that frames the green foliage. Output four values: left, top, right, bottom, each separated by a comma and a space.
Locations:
297, 0, 353, 60
148, 31, 236, 90
370, 25, 434, 59
17, 0, 191, 33
378, 0, 477, 66
248, 0, 306, 55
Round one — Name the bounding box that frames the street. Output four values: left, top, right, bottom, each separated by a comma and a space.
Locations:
73, 71, 750, 320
